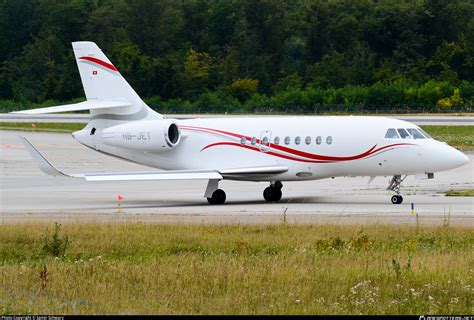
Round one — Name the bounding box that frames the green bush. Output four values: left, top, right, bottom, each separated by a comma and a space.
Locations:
1, 80, 472, 114
41, 222, 69, 258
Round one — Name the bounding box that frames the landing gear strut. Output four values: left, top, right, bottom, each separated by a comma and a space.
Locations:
207, 189, 226, 205
263, 181, 283, 202
387, 175, 406, 204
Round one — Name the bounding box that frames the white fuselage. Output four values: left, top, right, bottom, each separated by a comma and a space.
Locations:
73, 116, 469, 182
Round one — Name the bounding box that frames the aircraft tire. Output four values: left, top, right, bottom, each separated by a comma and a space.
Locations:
264, 186, 282, 202
391, 195, 403, 204
207, 189, 226, 205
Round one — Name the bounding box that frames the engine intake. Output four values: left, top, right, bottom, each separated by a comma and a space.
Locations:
102, 120, 181, 152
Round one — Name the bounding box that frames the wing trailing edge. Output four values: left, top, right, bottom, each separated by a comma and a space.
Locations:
20, 137, 287, 182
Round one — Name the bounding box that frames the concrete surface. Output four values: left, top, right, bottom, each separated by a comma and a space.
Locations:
0, 130, 472, 225
1, 113, 473, 126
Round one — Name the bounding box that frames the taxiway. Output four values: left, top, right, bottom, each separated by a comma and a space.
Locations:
1, 130, 472, 225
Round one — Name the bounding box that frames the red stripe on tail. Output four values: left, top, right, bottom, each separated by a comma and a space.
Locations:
79, 56, 118, 72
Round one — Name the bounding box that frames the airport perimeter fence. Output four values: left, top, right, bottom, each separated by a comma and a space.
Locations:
150, 104, 473, 115
1, 100, 472, 115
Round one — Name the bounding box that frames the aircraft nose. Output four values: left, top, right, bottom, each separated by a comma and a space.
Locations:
447, 146, 469, 169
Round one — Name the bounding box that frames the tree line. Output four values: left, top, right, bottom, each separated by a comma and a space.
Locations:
1, 0, 473, 113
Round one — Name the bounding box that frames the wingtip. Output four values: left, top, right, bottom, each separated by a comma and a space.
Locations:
19, 136, 67, 177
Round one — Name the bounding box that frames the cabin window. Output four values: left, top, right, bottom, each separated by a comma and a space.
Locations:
251, 137, 257, 145
385, 129, 399, 139
418, 128, 432, 139
407, 128, 425, 139
262, 136, 269, 145
295, 136, 301, 145
305, 136, 311, 145
90, 127, 96, 135
326, 136, 333, 145
240, 137, 246, 145
397, 128, 411, 139
273, 136, 280, 145
316, 136, 322, 145
284, 136, 291, 145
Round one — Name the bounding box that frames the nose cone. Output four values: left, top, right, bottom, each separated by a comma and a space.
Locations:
423, 142, 470, 172
449, 147, 469, 169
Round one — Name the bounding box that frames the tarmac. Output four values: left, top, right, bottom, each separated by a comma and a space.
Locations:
0, 130, 472, 226
1, 113, 473, 126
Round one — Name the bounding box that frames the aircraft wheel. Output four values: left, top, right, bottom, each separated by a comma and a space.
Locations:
391, 195, 403, 204
263, 186, 282, 202
207, 189, 226, 205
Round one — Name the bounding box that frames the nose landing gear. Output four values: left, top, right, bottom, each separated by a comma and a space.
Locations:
391, 194, 403, 204
387, 175, 406, 204
263, 181, 283, 202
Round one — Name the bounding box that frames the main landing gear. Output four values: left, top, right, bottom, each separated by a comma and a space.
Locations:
207, 189, 226, 205
387, 175, 407, 204
205, 180, 284, 204
205, 179, 226, 205
263, 181, 283, 202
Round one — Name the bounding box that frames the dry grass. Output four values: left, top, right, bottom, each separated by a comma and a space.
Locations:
445, 189, 474, 197
1, 223, 472, 315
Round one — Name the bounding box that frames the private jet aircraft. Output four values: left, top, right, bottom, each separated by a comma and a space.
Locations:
15, 42, 469, 205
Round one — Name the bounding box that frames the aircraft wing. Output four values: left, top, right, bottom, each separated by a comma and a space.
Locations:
20, 137, 287, 181
11, 100, 131, 114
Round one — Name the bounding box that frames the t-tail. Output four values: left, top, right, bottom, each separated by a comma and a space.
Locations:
13, 41, 161, 123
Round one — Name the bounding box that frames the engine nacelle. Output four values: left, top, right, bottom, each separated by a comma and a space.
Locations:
102, 120, 180, 152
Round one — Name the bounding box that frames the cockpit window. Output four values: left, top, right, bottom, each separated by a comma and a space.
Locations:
418, 128, 432, 139
397, 128, 411, 139
407, 128, 425, 139
385, 128, 399, 139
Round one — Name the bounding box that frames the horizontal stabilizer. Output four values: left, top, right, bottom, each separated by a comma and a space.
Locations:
12, 100, 131, 114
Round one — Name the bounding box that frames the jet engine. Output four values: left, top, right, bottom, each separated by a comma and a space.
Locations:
102, 120, 180, 152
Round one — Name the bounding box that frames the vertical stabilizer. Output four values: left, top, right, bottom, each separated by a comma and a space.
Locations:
71, 41, 160, 119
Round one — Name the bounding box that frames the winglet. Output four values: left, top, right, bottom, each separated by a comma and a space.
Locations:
19, 136, 81, 178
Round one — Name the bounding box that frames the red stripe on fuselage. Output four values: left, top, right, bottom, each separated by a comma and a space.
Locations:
181, 125, 416, 162
200, 141, 414, 163
79, 56, 118, 72
200, 142, 333, 163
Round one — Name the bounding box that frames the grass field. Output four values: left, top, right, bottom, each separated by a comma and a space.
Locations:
0, 122, 86, 133
1, 223, 472, 315
0, 122, 472, 150
422, 126, 474, 150
446, 189, 474, 197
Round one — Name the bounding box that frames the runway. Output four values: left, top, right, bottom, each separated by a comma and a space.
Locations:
1, 113, 473, 126
1, 130, 472, 225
